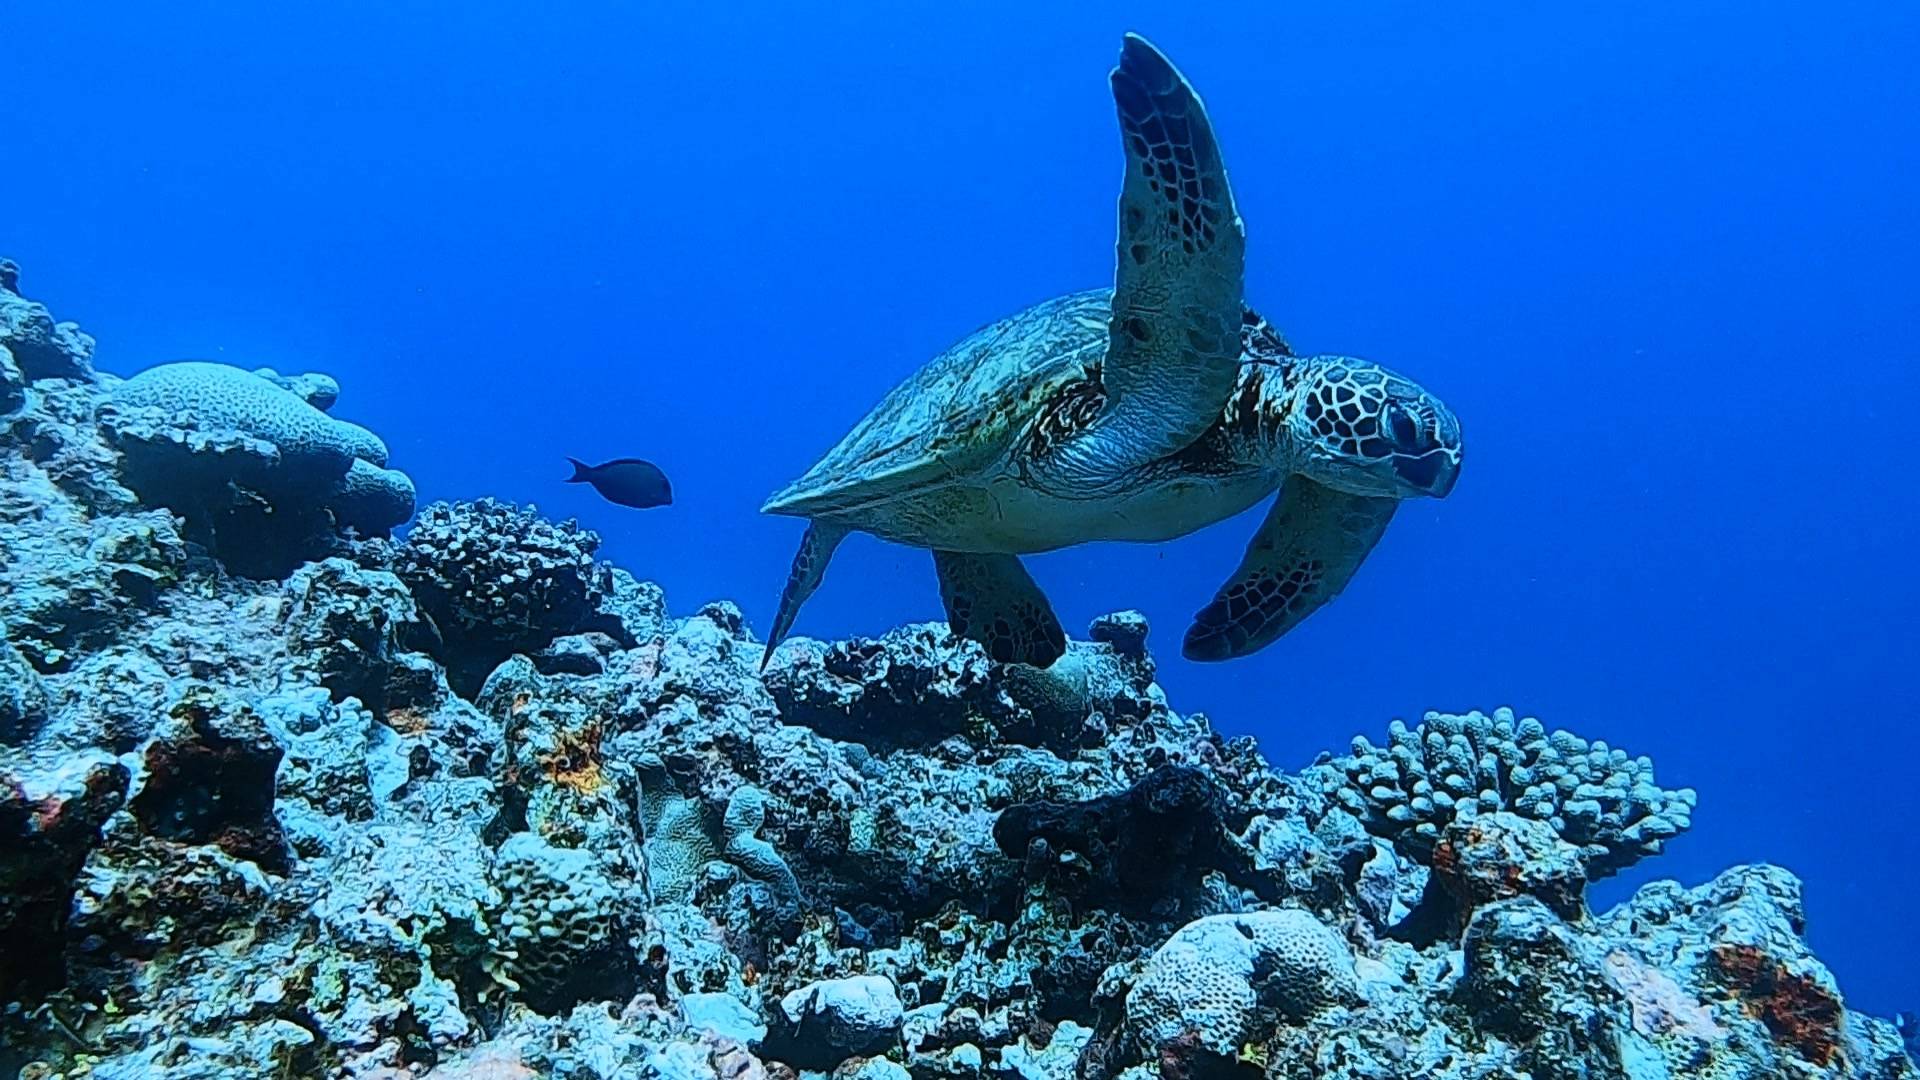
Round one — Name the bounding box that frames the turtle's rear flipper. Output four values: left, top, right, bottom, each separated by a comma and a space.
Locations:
1183, 479, 1397, 661
762, 521, 850, 670
933, 551, 1067, 668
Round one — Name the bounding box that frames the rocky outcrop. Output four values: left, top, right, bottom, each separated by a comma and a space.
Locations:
0, 260, 1910, 1080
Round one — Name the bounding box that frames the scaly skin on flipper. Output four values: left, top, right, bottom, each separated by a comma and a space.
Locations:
1182, 478, 1397, 661
762, 521, 849, 669
933, 550, 1067, 666
1054, 34, 1248, 485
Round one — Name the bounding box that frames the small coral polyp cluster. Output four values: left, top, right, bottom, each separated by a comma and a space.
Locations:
1, 260, 1912, 1079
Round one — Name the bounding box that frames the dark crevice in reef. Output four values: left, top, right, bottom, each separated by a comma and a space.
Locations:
994, 764, 1238, 917
0, 258, 1912, 1077
128, 690, 292, 874
0, 761, 128, 1000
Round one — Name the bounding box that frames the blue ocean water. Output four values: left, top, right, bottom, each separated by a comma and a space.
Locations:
6, 0, 1915, 1016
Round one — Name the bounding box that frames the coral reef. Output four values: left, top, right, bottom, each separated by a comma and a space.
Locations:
0, 261, 95, 381
0, 259, 1911, 1080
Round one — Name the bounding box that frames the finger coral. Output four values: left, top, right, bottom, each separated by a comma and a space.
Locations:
1311, 706, 1696, 878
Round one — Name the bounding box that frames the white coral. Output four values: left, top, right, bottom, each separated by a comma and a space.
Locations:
1125, 909, 1360, 1056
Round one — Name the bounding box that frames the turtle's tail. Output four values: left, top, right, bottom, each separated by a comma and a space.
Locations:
762, 521, 851, 671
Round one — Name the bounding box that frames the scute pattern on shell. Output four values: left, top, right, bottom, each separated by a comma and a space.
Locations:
763, 290, 1111, 517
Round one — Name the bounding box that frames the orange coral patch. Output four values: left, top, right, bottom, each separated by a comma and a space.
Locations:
536, 723, 605, 796
1711, 943, 1844, 1067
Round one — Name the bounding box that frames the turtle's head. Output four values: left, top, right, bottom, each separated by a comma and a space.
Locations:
1287, 357, 1462, 499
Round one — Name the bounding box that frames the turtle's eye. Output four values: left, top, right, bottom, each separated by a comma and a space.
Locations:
1386, 402, 1421, 451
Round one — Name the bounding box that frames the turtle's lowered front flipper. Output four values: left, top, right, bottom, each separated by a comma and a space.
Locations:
1183, 479, 1396, 661
933, 550, 1067, 668
762, 521, 850, 670
1090, 33, 1248, 471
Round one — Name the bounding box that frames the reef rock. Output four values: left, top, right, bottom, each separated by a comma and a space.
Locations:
0, 260, 94, 381
762, 974, 906, 1069
0, 258, 1910, 1080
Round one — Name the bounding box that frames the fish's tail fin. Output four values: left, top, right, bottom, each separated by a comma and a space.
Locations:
564, 457, 592, 483
762, 520, 850, 671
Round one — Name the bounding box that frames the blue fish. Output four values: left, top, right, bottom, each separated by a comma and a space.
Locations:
565, 457, 672, 510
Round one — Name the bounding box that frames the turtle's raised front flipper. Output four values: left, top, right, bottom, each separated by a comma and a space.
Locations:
1094, 33, 1247, 469
933, 551, 1067, 668
762, 521, 851, 670
1183, 479, 1396, 661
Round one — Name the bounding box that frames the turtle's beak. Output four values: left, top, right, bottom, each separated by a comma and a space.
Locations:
1393, 449, 1459, 498
1384, 389, 1461, 498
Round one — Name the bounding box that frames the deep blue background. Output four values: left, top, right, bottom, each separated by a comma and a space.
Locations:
7, 1, 1916, 1014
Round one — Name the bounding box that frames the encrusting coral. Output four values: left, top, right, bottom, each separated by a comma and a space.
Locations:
0, 259, 1912, 1080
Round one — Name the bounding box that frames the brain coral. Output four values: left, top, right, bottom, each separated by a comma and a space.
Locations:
1313, 706, 1695, 878
113, 361, 387, 479
103, 362, 414, 548
329, 458, 417, 536
1125, 909, 1360, 1056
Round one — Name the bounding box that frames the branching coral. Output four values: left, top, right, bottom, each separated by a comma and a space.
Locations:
1312, 706, 1695, 878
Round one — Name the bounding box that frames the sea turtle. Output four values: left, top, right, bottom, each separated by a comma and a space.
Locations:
761, 33, 1462, 668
